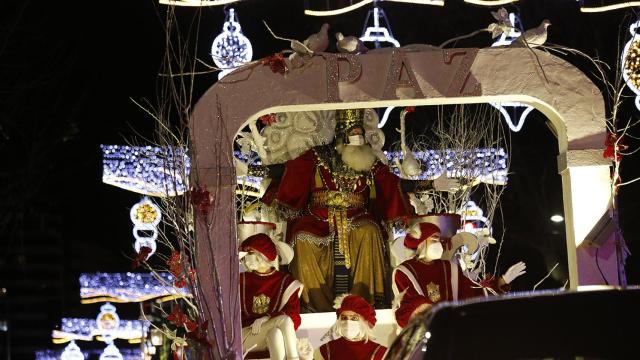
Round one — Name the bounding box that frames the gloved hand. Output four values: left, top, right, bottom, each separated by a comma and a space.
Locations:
502, 261, 526, 284
297, 338, 314, 360
251, 316, 270, 335
433, 174, 461, 192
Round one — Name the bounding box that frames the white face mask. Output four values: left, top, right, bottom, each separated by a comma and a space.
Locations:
340, 320, 363, 340
243, 253, 260, 271
347, 135, 365, 146
427, 242, 444, 260
420, 242, 443, 261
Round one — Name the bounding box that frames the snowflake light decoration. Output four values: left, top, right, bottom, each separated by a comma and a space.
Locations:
211, 8, 253, 79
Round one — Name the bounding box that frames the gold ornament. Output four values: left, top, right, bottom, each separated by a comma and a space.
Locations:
426, 282, 441, 303
252, 294, 271, 314
335, 109, 365, 135
624, 39, 640, 90
135, 203, 158, 224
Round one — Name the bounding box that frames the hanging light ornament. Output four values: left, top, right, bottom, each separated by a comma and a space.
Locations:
130, 197, 161, 260
99, 343, 124, 360
489, 12, 535, 132
622, 20, 640, 110
358, 2, 400, 129
60, 340, 85, 360
211, 8, 253, 79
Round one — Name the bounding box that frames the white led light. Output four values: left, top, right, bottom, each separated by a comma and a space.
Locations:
211, 8, 252, 79
359, 6, 400, 48
551, 215, 564, 223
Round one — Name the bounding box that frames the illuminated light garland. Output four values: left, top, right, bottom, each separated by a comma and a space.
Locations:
489, 12, 534, 132
52, 315, 149, 342
304, 0, 443, 16
211, 8, 252, 79
234, 148, 508, 187
79, 272, 189, 304
158, 0, 241, 6
581, 1, 640, 12
35, 348, 142, 360
622, 20, 640, 110
463, 0, 517, 6
385, 149, 508, 183
100, 145, 190, 197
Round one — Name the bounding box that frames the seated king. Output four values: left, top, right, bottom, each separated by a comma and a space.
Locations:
263, 108, 415, 312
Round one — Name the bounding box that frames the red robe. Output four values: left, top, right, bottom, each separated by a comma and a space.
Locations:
240, 270, 302, 329
265, 147, 412, 243
393, 259, 506, 328
319, 337, 386, 360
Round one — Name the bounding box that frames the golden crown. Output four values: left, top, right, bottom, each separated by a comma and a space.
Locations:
335, 109, 365, 134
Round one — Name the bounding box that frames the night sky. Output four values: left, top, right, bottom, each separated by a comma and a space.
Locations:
2, 0, 640, 358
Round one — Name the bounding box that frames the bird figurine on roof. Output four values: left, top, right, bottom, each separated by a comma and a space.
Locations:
335, 32, 369, 54
510, 19, 551, 48
289, 23, 330, 68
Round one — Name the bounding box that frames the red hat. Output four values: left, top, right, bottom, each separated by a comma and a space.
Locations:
404, 223, 441, 250
239, 233, 277, 262
336, 294, 377, 327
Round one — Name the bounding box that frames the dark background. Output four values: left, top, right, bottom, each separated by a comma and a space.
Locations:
1, 0, 639, 358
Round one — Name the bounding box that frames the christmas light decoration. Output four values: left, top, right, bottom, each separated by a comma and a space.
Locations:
211, 8, 253, 79
234, 148, 508, 188
386, 148, 508, 183
100, 145, 190, 197
304, 0, 444, 16
52, 316, 149, 342
100, 343, 124, 360
489, 12, 535, 132
130, 197, 161, 260
359, 4, 399, 128
35, 348, 141, 360
359, 5, 400, 48
79, 272, 189, 304
60, 340, 84, 360
622, 20, 640, 110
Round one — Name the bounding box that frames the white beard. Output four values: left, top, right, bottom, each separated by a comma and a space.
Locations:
337, 144, 377, 172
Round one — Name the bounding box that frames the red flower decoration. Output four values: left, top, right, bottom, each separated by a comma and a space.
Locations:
404, 106, 416, 113
603, 132, 628, 162
174, 276, 188, 288
186, 320, 212, 347
190, 185, 213, 216
167, 306, 190, 327
167, 250, 182, 278
259, 113, 278, 126
479, 275, 496, 289
131, 246, 152, 269
261, 53, 288, 75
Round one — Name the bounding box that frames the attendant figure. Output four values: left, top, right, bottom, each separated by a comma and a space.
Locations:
314, 294, 387, 360
393, 221, 526, 328
240, 233, 303, 360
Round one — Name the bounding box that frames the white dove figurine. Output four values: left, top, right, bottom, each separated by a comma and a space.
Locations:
335, 32, 369, 54
289, 23, 330, 68
510, 19, 551, 48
